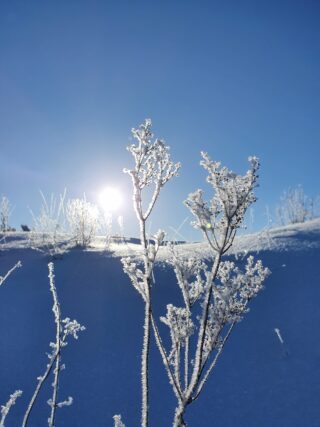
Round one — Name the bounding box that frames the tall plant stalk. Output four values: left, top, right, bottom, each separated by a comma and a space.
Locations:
122, 122, 270, 426
157, 152, 270, 426
22, 263, 85, 427
123, 119, 180, 426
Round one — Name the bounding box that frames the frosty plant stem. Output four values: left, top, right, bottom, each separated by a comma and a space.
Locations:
161, 153, 269, 427
0, 390, 22, 427
122, 122, 269, 427
22, 263, 85, 427
0, 263, 22, 426
0, 261, 22, 287
47, 262, 62, 427
158, 153, 269, 426
122, 119, 180, 427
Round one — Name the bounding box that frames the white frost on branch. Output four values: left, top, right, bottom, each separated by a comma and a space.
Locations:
22, 263, 85, 427
48, 396, 73, 408
0, 390, 22, 427
62, 317, 86, 341
156, 152, 269, 426
125, 118, 181, 189
161, 305, 194, 345
121, 257, 146, 301
168, 246, 207, 308
122, 119, 180, 427
121, 121, 269, 427
124, 119, 181, 222
0, 261, 22, 287
113, 414, 126, 427
185, 153, 259, 253
202, 256, 270, 360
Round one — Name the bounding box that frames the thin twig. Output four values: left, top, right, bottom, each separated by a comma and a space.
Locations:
0, 390, 22, 427
150, 313, 183, 403
0, 261, 22, 287
193, 322, 236, 401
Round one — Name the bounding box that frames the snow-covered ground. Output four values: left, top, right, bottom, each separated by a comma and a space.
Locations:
1, 219, 320, 426
2, 218, 320, 259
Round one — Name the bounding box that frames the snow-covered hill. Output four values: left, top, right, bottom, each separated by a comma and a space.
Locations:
1, 219, 320, 426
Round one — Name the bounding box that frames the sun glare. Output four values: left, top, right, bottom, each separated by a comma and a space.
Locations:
98, 187, 123, 213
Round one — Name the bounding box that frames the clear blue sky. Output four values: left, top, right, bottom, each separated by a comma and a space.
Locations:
1, 0, 319, 240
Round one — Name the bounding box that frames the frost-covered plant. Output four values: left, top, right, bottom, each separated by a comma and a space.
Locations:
0, 196, 12, 232
29, 190, 67, 258
66, 197, 99, 247
0, 263, 22, 425
276, 185, 316, 225
153, 152, 269, 426
22, 263, 85, 427
113, 414, 126, 427
0, 390, 22, 427
122, 119, 180, 427
121, 123, 269, 426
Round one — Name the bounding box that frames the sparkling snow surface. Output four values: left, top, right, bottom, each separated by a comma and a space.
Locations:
1, 219, 320, 426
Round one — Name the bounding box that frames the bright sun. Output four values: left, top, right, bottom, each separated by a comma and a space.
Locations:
98, 187, 123, 213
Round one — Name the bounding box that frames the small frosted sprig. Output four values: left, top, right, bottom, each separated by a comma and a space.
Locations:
0, 261, 22, 287
22, 263, 85, 427
47, 396, 73, 409
168, 247, 207, 308
0, 390, 22, 427
62, 318, 86, 341
161, 304, 194, 344
199, 256, 270, 362
113, 414, 126, 427
147, 229, 166, 262
154, 229, 166, 245
121, 257, 146, 301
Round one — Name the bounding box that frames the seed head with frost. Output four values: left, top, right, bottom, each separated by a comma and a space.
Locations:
168, 246, 208, 308
161, 305, 194, 345
185, 153, 260, 253
124, 119, 181, 222
125, 119, 181, 190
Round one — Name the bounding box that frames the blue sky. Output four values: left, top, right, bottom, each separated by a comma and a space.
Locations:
0, 0, 319, 240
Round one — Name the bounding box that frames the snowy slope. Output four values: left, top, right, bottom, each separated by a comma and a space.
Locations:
1, 219, 320, 426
